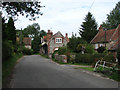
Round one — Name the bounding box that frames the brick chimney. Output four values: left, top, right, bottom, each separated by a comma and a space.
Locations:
99, 25, 103, 32
47, 30, 53, 41
65, 33, 69, 42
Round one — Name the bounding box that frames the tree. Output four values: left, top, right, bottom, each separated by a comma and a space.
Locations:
6, 17, 16, 44
32, 35, 41, 53
22, 23, 40, 37
79, 12, 98, 43
2, 1, 44, 20
102, 1, 120, 29
67, 33, 87, 52
40, 30, 47, 37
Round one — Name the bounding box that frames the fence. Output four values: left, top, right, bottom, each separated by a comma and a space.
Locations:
94, 60, 118, 71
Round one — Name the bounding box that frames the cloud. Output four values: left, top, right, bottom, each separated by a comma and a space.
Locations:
14, 0, 119, 37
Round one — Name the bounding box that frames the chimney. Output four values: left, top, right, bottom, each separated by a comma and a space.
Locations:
65, 33, 68, 38
65, 33, 69, 42
47, 30, 52, 41
99, 25, 103, 32
48, 30, 51, 33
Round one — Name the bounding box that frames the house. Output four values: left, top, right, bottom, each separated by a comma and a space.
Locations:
23, 37, 32, 49
40, 30, 69, 54
16, 36, 32, 49
90, 24, 120, 51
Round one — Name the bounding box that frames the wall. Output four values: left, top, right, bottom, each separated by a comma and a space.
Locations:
54, 54, 67, 63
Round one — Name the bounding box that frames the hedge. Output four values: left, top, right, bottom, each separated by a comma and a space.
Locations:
75, 53, 94, 64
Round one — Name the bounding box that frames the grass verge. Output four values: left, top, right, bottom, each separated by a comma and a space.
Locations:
2, 53, 23, 88
40, 54, 49, 59
74, 67, 94, 71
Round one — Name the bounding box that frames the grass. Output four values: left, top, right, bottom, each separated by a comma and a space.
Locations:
2, 53, 23, 87
40, 54, 49, 59
74, 67, 94, 71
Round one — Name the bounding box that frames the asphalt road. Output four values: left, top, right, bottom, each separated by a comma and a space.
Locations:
12, 55, 118, 88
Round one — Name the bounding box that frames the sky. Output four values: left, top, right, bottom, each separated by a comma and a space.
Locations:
14, 0, 119, 37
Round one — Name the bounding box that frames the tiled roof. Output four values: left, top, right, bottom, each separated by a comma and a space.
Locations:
91, 24, 120, 51
91, 24, 120, 44
23, 37, 32, 45
90, 29, 115, 43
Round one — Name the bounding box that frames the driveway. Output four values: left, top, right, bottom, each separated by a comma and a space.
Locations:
12, 55, 119, 88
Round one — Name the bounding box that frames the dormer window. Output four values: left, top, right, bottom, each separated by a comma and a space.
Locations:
56, 38, 62, 43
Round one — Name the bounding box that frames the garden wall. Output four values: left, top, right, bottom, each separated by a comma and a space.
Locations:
54, 54, 67, 63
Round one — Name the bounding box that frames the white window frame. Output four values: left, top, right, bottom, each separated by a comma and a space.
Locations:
55, 38, 62, 43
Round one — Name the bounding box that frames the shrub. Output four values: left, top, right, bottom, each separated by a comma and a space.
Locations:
2, 40, 14, 62
75, 53, 94, 64
21, 47, 33, 55
52, 50, 58, 58
84, 44, 95, 54
97, 46, 106, 53
58, 46, 67, 55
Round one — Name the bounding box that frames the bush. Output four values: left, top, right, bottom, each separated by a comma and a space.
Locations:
52, 50, 58, 58
58, 46, 67, 55
97, 46, 106, 53
2, 40, 14, 61
85, 44, 95, 54
75, 53, 94, 64
21, 47, 33, 55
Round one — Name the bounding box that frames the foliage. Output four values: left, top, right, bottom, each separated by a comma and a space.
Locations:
2, 40, 14, 62
76, 44, 84, 53
52, 50, 58, 59
58, 46, 68, 55
32, 36, 41, 53
40, 30, 47, 37
2, 2, 44, 20
75, 53, 94, 64
102, 1, 120, 29
79, 12, 98, 43
5, 17, 16, 44
21, 47, 33, 55
2, 18, 7, 40
2, 53, 23, 87
22, 23, 40, 37
67, 35, 87, 52
97, 46, 106, 53
84, 44, 95, 54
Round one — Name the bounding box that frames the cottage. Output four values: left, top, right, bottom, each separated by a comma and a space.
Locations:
90, 24, 120, 51
23, 37, 32, 49
40, 30, 69, 54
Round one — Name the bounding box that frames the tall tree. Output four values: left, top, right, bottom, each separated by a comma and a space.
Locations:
23, 23, 40, 37
6, 17, 16, 44
2, 1, 44, 20
102, 1, 120, 29
79, 12, 98, 43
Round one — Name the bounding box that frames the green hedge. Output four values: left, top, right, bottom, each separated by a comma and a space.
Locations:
75, 53, 115, 65
75, 53, 94, 64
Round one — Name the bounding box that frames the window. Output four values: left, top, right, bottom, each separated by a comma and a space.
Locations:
56, 38, 62, 43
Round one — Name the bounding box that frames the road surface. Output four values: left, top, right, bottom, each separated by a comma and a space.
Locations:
12, 55, 118, 88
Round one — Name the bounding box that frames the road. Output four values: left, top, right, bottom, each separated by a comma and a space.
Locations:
12, 55, 118, 88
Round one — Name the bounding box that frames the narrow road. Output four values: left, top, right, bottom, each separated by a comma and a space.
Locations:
12, 55, 118, 88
